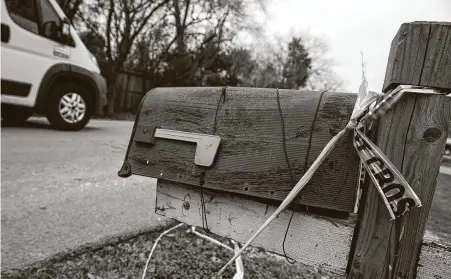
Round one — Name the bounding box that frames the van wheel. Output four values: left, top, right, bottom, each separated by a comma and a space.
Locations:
1, 106, 33, 125
46, 83, 93, 131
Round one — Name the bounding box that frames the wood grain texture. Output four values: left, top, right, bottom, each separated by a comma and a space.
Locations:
419, 22, 451, 90
383, 21, 451, 91
299, 91, 360, 211
126, 87, 360, 213
155, 181, 357, 275
348, 85, 451, 277
388, 95, 450, 278
417, 231, 451, 279
382, 21, 430, 92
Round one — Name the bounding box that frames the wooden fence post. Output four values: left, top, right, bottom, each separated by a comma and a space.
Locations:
348, 21, 451, 278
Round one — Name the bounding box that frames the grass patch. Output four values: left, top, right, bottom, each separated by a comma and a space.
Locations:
2, 222, 342, 279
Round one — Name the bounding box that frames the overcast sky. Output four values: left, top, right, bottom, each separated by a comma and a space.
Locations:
259, 0, 451, 93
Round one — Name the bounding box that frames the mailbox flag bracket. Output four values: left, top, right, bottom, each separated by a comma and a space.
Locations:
134, 125, 221, 167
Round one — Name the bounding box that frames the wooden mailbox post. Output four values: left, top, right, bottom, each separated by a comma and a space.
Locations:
119, 21, 450, 278
348, 21, 451, 278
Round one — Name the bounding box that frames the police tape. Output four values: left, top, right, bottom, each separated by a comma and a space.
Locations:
352, 85, 421, 219
354, 129, 421, 219
350, 84, 447, 219
213, 84, 447, 277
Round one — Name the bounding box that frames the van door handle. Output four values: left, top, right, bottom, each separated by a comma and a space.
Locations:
1, 23, 10, 43
134, 126, 221, 167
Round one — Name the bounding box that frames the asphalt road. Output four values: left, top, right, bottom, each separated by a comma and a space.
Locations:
1, 118, 166, 270
1, 117, 450, 271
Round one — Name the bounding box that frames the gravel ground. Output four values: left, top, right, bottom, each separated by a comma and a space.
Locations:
1, 223, 340, 279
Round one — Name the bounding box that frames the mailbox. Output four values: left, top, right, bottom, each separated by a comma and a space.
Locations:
119, 87, 360, 213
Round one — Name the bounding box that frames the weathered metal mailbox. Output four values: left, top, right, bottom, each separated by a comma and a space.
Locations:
119, 86, 360, 213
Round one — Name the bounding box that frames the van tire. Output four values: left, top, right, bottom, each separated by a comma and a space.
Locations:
46, 83, 93, 131
1, 106, 33, 125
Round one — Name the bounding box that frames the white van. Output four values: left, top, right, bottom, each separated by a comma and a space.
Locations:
1, 0, 107, 131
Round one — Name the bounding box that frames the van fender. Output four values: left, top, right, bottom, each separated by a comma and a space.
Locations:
35, 63, 100, 113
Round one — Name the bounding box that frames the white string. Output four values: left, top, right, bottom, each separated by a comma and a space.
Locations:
191, 226, 234, 252
141, 223, 185, 279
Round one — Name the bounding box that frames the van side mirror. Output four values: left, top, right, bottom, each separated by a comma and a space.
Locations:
60, 22, 71, 44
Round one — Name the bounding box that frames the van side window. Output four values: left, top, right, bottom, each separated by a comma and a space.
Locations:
5, 0, 39, 34
39, 0, 63, 42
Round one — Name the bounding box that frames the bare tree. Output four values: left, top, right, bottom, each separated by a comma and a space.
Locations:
164, 0, 268, 84
239, 35, 312, 89
301, 34, 345, 92
75, 0, 270, 113
76, 0, 170, 114
247, 32, 344, 91
126, 0, 269, 86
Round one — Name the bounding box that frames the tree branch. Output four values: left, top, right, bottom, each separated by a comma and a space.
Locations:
106, 0, 114, 61
130, 0, 170, 42
182, 0, 191, 27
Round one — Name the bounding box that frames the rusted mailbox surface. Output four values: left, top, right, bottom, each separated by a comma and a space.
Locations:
120, 87, 360, 213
